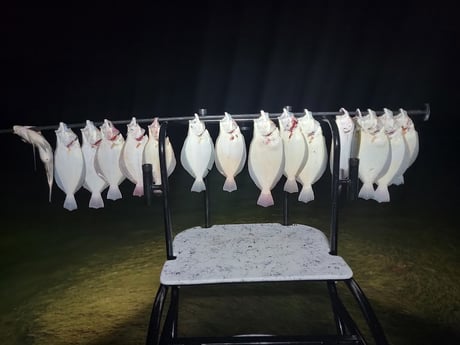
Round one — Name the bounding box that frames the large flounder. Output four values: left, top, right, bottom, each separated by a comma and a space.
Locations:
143, 117, 176, 186
356, 109, 391, 200
81, 120, 108, 209
373, 109, 408, 202
278, 108, 307, 193
120, 117, 148, 197
330, 108, 355, 178
13, 125, 54, 202
54, 122, 85, 211
248, 110, 284, 207
297, 109, 327, 203
180, 114, 215, 192
390, 108, 419, 186
215, 112, 246, 192
95, 119, 125, 200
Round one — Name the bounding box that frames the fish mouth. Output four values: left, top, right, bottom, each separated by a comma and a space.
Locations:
109, 133, 119, 141
93, 138, 102, 146
66, 137, 77, 148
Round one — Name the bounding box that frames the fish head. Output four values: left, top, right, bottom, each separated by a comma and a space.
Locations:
395, 108, 414, 131
380, 108, 397, 134
55, 122, 78, 148
13, 125, 31, 143
81, 120, 102, 146
299, 109, 318, 135
100, 119, 120, 141
189, 113, 206, 136
219, 112, 238, 134
357, 109, 379, 132
127, 117, 145, 141
254, 111, 276, 136
148, 117, 161, 141
337, 108, 354, 133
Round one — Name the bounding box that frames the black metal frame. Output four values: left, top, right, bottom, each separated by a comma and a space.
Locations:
142, 105, 430, 345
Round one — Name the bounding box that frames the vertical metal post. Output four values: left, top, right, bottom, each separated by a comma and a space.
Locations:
199, 108, 211, 228
142, 163, 153, 206
348, 158, 359, 201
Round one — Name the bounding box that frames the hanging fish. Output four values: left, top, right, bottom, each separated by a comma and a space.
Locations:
94, 119, 125, 200
54, 122, 85, 211
119, 117, 148, 197
180, 114, 215, 192
248, 110, 284, 207
278, 108, 307, 193
81, 120, 108, 209
215, 112, 246, 192
330, 108, 355, 179
356, 109, 391, 200
373, 109, 408, 202
13, 125, 54, 202
143, 117, 176, 186
390, 108, 419, 185
297, 109, 327, 203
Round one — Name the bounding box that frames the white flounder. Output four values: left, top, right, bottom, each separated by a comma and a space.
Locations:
330, 108, 355, 178
215, 112, 246, 192
180, 114, 215, 192
248, 111, 284, 207
120, 117, 148, 197
278, 108, 307, 193
81, 120, 108, 209
297, 109, 327, 203
54, 122, 85, 211
95, 119, 126, 200
143, 117, 176, 186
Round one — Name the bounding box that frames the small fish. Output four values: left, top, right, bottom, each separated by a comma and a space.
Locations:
297, 109, 327, 203
215, 112, 246, 192
248, 111, 284, 207
13, 125, 54, 202
180, 114, 215, 192
278, 108, 307, 193
330, 108, 355, 178
356, 109, 391, 200
95, 119, 126, 200
81, 120, 108, 208
143, 117, 176, 186
373, 109, 408, 202
120, 117, 148, 197
54, 122, 85, 211
390, 108, 419, 185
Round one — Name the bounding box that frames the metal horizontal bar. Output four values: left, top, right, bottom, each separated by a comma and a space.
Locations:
0, 103, 430, 134
173, 335, 361, 345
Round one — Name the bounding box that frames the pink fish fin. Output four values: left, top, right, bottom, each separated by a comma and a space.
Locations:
298, 184, 314, 204
63, 194, 78, 211
89, 192, 104, 209
223, 177, 237, 192
373, 184, 390, 203
133, 183, 144, 197
191, 178, 206, 193
107, 185, 122, 200
283, 178, 299, 193
390, 175, 404, 186
358, 183, 375, 200
257, 191, 274, 207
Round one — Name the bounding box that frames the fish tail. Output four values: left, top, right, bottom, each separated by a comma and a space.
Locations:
283, 178, 299, 193
257, 191, 274, 207
298, 184, 314, 203
107, 185, 122, 200
191, 178, 206, 193
89, 192, 105, 209
358, 183, 374, 200
390, 175, 404, 186
373, 184, 390, 203
63, 194, 78, 211
133, 183, 144, 197
223, 177, 237, 192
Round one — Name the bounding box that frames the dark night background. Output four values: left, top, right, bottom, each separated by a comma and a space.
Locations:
0, 1, 459, 343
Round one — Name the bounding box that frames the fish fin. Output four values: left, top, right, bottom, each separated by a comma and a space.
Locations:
257, 191, 274, 207
298, 184, 314, 203
191, 178, 206, 192
223, 177, 237, 192
283, 178, 299, 193
89, 192, 104, 209
107, 185, 122, 200
32, 144, 37, 171
358, 183, 375, 200
391, 175, 404, 186
133, 183, 144, 197
63, 194, 78, 211
373, 184, 390, 203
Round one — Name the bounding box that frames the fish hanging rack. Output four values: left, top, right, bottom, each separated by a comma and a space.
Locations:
0, 103, 430, 134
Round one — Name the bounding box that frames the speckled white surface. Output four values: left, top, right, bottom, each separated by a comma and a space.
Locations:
160, 223, 353, 285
